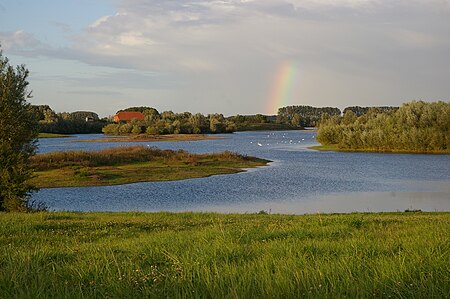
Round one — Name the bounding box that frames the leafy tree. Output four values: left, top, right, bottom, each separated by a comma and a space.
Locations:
291, 113, 301, 127
317, 101, 449, 152
0, 50, 39, 211
278, 105, 341, 127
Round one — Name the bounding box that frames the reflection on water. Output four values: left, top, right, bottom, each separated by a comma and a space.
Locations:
34, 131, 450, 213
196, 191, 450, 214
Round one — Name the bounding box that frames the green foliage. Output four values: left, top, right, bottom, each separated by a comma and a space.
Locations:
343, 106, 398, 116
291, 113, 301, 127
105, 109, 235, 135
70, 111, 99, 122
0, 50, 38, 211
278, 105, 341, 127
0, 212, 448, 297
119, 106, 160, 116
30, 105, 107, 134
317, 101, 450, 153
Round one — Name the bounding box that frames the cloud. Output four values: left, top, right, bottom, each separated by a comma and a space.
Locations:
3, 0, 449, 114
0, 31, 46, 54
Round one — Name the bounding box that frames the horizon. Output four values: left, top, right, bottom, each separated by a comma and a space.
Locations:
1, 1, 449, 117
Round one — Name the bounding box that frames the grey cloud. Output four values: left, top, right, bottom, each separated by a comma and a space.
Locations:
0, 31, 46, 55
62, 90, 124, 96
4, 0, 450, 115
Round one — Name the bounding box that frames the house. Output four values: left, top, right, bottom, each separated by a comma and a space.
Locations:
85, 116, 95, 122
113, 111, 145, 123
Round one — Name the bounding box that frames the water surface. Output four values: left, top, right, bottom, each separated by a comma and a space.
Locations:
34, 131, 450, 213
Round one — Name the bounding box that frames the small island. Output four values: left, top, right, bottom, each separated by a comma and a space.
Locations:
31, 146, 270, 188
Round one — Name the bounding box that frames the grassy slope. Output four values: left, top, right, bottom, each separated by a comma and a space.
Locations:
30, 147, 269, 188
0, 212, 448, 298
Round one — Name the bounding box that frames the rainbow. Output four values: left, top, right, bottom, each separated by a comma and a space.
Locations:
266, 62, 298, 115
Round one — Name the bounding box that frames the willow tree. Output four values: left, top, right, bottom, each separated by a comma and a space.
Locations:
0, 50, 39, 211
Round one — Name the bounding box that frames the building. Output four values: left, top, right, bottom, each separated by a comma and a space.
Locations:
113, 111, 145, 123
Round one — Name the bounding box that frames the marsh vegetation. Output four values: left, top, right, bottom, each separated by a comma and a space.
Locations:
30, 146, 270, 188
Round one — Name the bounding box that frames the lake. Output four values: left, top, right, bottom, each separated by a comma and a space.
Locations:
33, 131, 450, 214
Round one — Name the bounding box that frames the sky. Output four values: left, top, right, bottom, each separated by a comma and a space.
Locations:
1, 0, 449, 117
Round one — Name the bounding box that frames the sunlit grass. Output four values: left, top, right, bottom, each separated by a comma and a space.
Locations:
0, 212, 448, 298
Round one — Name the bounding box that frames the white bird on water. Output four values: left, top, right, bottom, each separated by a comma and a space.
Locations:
257, 142, 262, 146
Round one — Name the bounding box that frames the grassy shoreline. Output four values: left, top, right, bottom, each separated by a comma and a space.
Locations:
38, 132, 72, 138
75, 133, 223, 143
0, 211, 448, 298
30, 146, 270, 188
309, 144, 450, 154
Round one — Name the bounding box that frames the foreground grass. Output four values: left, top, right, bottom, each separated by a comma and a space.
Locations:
0, 212, 448, 298
309, 144, 450, 154
30, 146, 269, 188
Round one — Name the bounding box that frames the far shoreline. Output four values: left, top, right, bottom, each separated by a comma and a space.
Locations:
308, 144, 450, 155
73, 134, 225, 143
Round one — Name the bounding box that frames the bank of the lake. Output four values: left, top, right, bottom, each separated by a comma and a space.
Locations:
30, 146, 269, 188
75, 133, 223, 143
309, 144, 450, 154
0, 211, 448, 298
38, 133, 72, 138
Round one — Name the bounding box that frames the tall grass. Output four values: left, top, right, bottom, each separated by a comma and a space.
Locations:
31, 146, 256, 171
0, 212, 448, 298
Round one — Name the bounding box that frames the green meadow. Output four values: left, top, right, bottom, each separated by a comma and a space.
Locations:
0, 212, 448, 298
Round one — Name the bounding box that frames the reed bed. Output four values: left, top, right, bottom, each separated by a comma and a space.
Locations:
31, 146, 253, 171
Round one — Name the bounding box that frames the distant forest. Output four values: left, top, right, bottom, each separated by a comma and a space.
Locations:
104, 107, 299, 135
31, 105, 106, 134
277, 106, 342, 127
33, 102, 449, 151
104, 108, 237, 135
317, 101, 449, 153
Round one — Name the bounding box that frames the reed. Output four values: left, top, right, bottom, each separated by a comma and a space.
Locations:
31, 146, 254, 171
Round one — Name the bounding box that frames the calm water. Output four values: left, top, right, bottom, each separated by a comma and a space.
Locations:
33, 131, 450, 213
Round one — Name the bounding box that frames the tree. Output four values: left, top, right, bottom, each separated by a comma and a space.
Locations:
291, 113, 301, 127
0, 50, 39, 211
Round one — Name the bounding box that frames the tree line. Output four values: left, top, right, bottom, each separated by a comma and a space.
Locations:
103, 107, 237, 135
31, 105, 107, 134
317, 101, 450, 152
277, 105, 342, 127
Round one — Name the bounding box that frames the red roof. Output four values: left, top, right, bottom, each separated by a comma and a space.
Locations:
114, 111, 145, 122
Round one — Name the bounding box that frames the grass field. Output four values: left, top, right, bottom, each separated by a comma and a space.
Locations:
0, 212, 448, 298
30, 146, 269, 188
